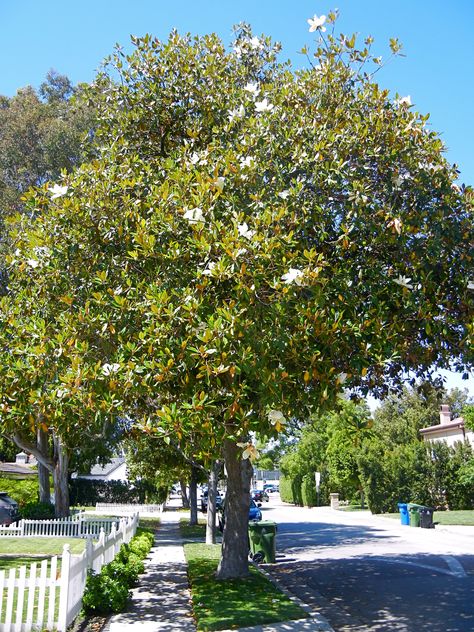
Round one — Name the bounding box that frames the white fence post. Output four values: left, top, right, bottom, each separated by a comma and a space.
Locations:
86, 535, 94, 570
57, 545, 71, 632
99, 528, 106, 570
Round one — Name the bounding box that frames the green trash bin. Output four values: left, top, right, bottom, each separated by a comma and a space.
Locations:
407, 503, 423, 527
248, 521, 278, 563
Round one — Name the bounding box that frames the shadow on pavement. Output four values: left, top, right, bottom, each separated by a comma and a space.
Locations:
275, 521, 393, 552
269, 552, 474, 632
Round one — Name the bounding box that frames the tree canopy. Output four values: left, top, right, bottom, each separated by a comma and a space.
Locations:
1, 15, 473, 575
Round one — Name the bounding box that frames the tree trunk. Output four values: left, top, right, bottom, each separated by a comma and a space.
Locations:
52, 436, 70, 518
216, 438, 253, 580
180, 480, 190, 508
189, 465, 198, 526
206, 460, 222, 545
37, 428, 51, 504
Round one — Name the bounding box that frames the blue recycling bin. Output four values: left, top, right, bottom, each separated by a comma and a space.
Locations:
397, 502, 409, 526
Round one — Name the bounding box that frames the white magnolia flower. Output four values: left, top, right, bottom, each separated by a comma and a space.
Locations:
48, 183, 68, 199
237, 442, 260, 461
307, 14, 327, 32
337, 372, 348, 385
235, 248, 247, 257
215, 176, 225, 191
282, 268, 304, 285
102, 363, 120, 376
238, 223, 255, 239
233, 44, 243, 58
202, 262, 216, 276
395, 95, 412, 107
189, 152, 200, 165
278, 190, 290, 200
268, 410, 286, 425
244, 82, 260, 96
394, 275, 413, 290
239, 156, 254, 169
467, 280, 474, 291
56, 388, 68, 400
249, 36, 263, 50
205, 348, 218, 355
183, 207, 204, 224
255, 98, 274, 113
387, 217, 403, 234
228, 104, 245, 122
27, 259, 40, 268
393, 173, 411, 187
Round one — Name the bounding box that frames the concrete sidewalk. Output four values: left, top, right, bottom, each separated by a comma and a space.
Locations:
102, 508, 334, 632
102, 510, 196, 631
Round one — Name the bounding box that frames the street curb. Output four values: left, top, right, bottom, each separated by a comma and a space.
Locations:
249, 559, 335, 632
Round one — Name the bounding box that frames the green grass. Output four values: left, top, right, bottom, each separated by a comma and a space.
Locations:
180, 518, 208, 541
0, 537, 86, 556
0, 556, 50, 572
339, 504, 370, 512
380, 509, 474, 526
184, 543, 308, 631
138, 516, 160, 531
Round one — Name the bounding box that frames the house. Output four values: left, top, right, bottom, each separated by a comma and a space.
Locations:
419, 405, 473, 447
0, 452, 38, 479
72, 456, 128, 482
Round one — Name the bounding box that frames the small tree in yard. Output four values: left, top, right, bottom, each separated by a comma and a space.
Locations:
3, 14, 473, 576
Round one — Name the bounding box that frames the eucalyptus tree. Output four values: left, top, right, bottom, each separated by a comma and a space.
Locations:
3, 14, 473, 575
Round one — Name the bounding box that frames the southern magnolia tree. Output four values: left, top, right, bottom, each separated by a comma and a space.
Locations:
4, 16, 473, 575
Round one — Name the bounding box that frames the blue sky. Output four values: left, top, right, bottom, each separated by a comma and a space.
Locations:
1, 0, 472, 401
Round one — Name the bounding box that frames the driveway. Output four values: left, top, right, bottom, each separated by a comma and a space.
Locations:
259, 498, 474, 631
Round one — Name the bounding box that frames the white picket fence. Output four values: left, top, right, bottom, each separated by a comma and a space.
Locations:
0, 513, 120, 539
0, 513, 139, 631
95, 502, 163, 514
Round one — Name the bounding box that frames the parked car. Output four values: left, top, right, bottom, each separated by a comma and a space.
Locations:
263, 484, 279, 493
218, 498, 262, 531
251, 489, 269, 503
0, 493, 20, 525
200, 489, 223, 513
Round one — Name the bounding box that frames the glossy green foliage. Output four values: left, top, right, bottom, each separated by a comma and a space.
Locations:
1, 18, 473, 484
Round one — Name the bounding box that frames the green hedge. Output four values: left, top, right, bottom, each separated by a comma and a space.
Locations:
69, 479, 168, 506
82, 529, 154, 615
301, 475, 317, 507
279, 475, 303, 505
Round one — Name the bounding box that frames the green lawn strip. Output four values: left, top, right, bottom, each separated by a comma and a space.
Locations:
0, 537, 85, 556
184, 543, 308, 631
377, 510, 474, 526
138, 516, 160, 531
180, 518, 207, 541
338, 504, 370, 512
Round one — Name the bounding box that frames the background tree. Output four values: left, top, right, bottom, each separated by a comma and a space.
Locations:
4, 15, 473, 577
124, 430, 208, 521
0, 71, 95, 509
0, 71, 91, 218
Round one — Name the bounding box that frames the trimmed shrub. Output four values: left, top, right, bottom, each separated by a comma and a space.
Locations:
82, 527, 153, 615
102, 560, 140, 588
82, 570, 130, 615
21, 501, 55, 519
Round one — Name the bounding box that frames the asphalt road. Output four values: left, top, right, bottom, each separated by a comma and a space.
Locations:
258, 496, 474, 632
